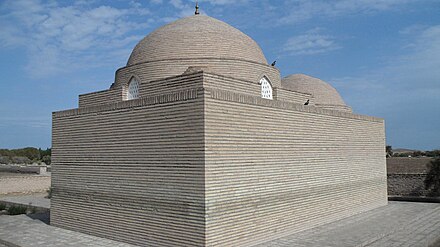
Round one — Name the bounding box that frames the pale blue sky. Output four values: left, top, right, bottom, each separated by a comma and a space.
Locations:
0, 0, 439, 150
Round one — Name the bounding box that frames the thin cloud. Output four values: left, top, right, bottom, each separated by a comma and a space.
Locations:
277, 0, 421, 25
329, 24, 440, 149
0, 0, 151, 77
200, 0, 251, 5
166, 0, 251, 18
283, 29, 341, 55
332, 24, 440, 90
168, 0, 201, 18
332, 24, 440, 100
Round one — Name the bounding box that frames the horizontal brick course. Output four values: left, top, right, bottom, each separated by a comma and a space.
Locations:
204, 87, 387, 246
53, 73, 386, 246
127, 15, 268, 66
52, 84, 206, 246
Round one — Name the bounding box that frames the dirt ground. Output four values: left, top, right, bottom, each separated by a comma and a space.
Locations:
0, 173, 51, 195
387, 157, 433, 174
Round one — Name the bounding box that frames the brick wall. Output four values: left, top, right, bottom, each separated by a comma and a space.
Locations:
52, 85, 206, 246
204, 87, 387, 246
78, 59, 280, 108
79, 88, 122, 108
53, 72, 387, 246
276, 87, 314, 105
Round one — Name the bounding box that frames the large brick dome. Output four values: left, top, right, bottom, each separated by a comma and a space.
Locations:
282, 74, 352, 112
127, 15, 268, 66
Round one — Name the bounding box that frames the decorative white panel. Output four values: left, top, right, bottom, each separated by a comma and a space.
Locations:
260, 77, 273, 100
127, 78, 139, 100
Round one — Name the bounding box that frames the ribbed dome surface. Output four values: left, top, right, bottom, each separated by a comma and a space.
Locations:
127, 15, 268, 66
282, 74, 347, 106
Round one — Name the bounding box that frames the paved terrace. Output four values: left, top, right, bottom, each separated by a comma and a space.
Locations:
0, 213, 136, 247
257, 201, 440, 247
0, 201, 439, 247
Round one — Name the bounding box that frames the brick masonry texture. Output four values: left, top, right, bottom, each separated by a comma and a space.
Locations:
282, 74, 352, 112
52, 86, 205, 246
79, 59, 280, 109
2, 202, 440, 247
52, 70, 387, 246
204, 86, 386, 246
127, 15, 268, 66
52, 13, 387, 247
79, 88, 122, 108
79, 14, 280, 109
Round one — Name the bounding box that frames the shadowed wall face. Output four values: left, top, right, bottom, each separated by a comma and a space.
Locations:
204, 89, 387, 246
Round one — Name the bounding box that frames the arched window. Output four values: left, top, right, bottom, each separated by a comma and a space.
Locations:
127, 77, 139, 100
260, 77, 272, 100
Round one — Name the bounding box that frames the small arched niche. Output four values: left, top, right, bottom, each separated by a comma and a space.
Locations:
126, 77, 140, 100
260, 76, 273, 100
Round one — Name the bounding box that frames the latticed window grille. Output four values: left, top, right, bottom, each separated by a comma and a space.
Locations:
260, 77, 273, 100
127, 78, 140, 100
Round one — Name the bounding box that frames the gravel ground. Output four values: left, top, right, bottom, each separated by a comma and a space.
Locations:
0, 172, 29, 177
0, 174, 51, 195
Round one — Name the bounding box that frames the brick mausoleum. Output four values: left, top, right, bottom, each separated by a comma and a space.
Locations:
51, 12, 387, 247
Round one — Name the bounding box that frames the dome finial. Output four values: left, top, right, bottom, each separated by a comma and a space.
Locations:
195, 1, 200, 15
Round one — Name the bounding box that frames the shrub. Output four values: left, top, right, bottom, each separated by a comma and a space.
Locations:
7, 205, 28, 215
386, 145, 393, 157
0, 203, 6, 211
46, 187, 53, 199
425, 158, 440, 197
42, 155, 51, 165
0, 155, 10, 164
11, 156, 31, 164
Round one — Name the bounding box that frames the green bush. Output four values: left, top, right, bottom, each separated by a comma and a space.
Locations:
0, 203, 6, 211
7, 205, 28, 215
0, 147, 51, 164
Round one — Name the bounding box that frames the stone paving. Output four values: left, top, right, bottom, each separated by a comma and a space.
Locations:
257, 201, 440, 247
0, 214, 136, 247
0, 201, 438, 246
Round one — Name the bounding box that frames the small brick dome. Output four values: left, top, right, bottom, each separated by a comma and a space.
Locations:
127, 15, 268, 66
282, 74, 352, 112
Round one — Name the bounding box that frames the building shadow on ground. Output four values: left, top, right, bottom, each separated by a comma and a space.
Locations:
26, 211, 50, 225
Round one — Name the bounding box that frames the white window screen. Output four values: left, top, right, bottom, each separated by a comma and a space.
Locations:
260, 77, 273, 100
127, 78, 139, 100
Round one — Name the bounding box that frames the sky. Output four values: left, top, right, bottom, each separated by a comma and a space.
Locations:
0, 0, 439, 150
